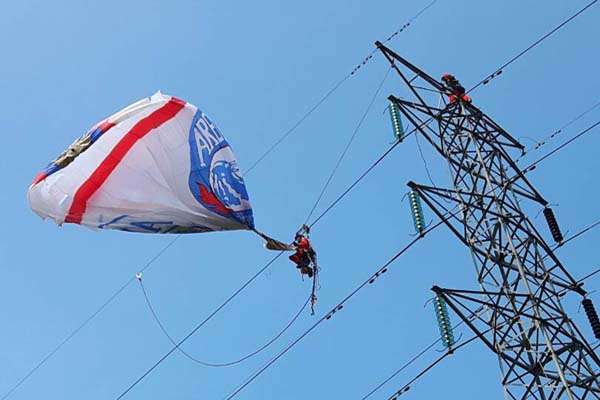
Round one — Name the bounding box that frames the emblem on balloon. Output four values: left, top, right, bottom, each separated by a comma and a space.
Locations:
188, 110, 255, 228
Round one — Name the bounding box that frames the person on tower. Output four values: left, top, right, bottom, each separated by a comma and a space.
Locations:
441, 73, 471, 103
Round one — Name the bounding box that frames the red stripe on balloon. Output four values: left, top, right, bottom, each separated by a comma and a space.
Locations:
65, 98, 186, 224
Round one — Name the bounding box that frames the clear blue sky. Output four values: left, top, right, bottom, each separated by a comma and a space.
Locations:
1, 1, 599, 399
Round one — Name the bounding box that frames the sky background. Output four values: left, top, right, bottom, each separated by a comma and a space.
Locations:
1, 1, 600, 399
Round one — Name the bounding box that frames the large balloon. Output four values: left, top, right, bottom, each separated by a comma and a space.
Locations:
28, 92, 255, 234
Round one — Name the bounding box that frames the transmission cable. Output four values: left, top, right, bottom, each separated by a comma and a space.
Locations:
138, 278, 310, 367
517, 99, 600, 162
223, 209, 462, 400
383, 331, 485, 400
469, 0, 598, 92
558, 217, 600, 249
306, 0, 599, 228
304, 66, 393, 223
381, 269, 600, 400
361, 255, 600, 400
0, 234, 181, 400
243, 0, 439, 176
523, 119, 600, 173
115, 251, 284, 400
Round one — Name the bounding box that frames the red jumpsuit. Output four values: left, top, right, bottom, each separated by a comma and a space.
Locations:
442, 74, 471, 103
289, 236, 314, 277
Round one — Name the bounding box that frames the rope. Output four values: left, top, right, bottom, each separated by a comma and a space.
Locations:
0, 235, 181, 400
138, 278, 310, 367
115, 251, 284, 400
468, 0, 598, 92
304, 66, 392, 224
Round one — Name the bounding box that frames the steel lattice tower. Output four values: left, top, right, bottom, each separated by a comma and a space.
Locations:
376, 42, 600, 399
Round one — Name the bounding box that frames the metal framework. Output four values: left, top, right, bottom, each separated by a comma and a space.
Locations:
376, 41, 600, 399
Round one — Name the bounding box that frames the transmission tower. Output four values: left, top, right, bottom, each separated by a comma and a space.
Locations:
376, 41, 600, 400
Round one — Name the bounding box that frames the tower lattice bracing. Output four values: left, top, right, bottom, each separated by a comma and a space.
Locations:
376, 42, 600, 399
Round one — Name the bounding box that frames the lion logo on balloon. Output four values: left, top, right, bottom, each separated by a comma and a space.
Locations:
188, 110, 254, 228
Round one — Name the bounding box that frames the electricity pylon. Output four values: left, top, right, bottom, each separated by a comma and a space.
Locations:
376, 41, 600, 399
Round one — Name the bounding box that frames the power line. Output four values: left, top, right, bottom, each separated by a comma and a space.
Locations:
308, 113, 437, 228
242, 76, 350, 176
242, 0, 439, 176
115, 251, 284, 400
517, 99, 600, 162
0, 234, 181, 400
359, 330, 443, 400
138, 278, 310, 367
308, 140, 401, 228
381, 264, 600, 400
523, 119, 600, 173
384, 332, 482, 400
304, 66, 393, 224
469, 0, 598, 91
558, 217, 600, 249
223, 211, 459, 400
362, 257, 600, 400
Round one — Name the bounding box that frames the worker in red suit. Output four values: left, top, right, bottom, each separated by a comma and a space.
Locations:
442, 73, 471, 103
289, 226, 315, 278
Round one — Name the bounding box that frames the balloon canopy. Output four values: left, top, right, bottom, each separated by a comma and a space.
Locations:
28, 92, 255, 234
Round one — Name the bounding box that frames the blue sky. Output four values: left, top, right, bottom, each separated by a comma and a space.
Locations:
1, 1, 600, 399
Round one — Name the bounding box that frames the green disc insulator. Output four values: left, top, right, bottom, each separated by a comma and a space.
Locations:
433, 295, 456, 349
388, 101, 405, 141
408, 190, 425, 234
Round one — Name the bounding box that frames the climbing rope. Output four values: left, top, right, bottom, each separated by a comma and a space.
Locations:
137, 275, 310, 367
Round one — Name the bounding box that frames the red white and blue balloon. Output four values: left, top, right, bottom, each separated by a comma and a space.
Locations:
28, 91, 254, 234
